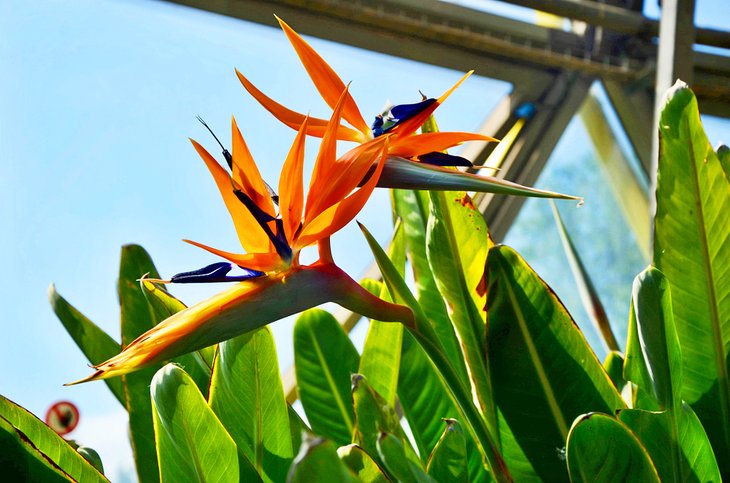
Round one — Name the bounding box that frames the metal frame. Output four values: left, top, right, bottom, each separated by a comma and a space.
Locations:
158, 0, 730, 401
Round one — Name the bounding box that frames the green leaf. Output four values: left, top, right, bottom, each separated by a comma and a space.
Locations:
48, 285, 125, 406
118, 244, 163, 483
624, 267, 681, 409
0, 416, 70, 483
0, 395, 107, 482
141, 280, 213, 398
602, 351, 626, 394
151, 364, 257, 483
551, 201, 620, 352
427, 190, 494, 429
77, 446, 105, 475
294, 308, 360, 446
337, 444, 389, 483
359, 221, 405, 407
287, 435, 359, 483
360, 223, 508, 483
392, 189, 468, 387
566, 413, 660, 482
378, 157, 581, 200
485, 245, 624, 481
352, 374, 415, 469
426, 419, 468, 483
622, 267, 721, 482
717, 144, 729, 176
376, 432, 435, 483
653, 82, 730, 469
288, 405, 308, 458
619, 406, 721, 483
208, 327, 291, 483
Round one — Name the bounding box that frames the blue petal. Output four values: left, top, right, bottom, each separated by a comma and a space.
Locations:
417, 151, 473, 167
170, 262, 264, 284
372, 98, 437, 137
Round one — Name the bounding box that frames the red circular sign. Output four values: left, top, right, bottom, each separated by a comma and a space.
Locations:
45, 401, 80, 436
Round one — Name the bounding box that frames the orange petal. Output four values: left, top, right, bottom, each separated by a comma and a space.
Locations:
305, 85, 349, 218
235, 69, 364, 142
390, 71, 473, 139
278, 118, 308, 241
231, 117, 276, 218
307, 137, 387, 223
296, 140, 388, 249
276, 16, 371, 136
183, 239, 284, 272
190, 139, 272, 253
389, 132, 497, 158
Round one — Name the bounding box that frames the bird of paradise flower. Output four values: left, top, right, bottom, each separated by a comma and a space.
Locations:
70, 18, 580, 384
70, 90, 413, 384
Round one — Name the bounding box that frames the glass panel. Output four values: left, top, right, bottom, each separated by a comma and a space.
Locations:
504, 107, 647, 360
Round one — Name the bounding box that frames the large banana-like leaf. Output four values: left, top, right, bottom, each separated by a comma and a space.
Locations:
653, 82, 730, 469
427, 190, 495, 429
566, 413, 659, 482
151, 364, 258, 482
392, 189, 468, 386
0, 395, 107, 482
48, 286, 125, 406
358, 222, 405, 406
622, 267, 720, 481
294, 309, 360, 446
377, 432, 435, 483
360, 223, 509, 483
485, 245, 624, 481
118, 244, 162, 483
208, 327, 292, 483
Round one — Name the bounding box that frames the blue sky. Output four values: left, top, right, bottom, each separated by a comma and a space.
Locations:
1, 0, 727, 479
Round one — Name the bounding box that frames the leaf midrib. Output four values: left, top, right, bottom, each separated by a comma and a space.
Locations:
499, 259, 569, 438
308, 331, 354, 435
686, 134, 730, 452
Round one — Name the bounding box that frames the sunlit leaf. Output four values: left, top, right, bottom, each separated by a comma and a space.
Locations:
376, 432, 435, 483
287, 434, 358, 483
359, 221, 405, 407
566, 413, 659, 482
151, 364, 257, 483
0, 395, 107, 482
208, 328, 292, 483
603, 351, 626, 394
653, 82, 730, 470
485, 245, 624, 481
619, 406, 720, 482
294, 309, 359, 446
48, 285, 125, 406
118, 244, 162, 483
426, 419, 468, 483
337, 444, 389, 483
622, 267, 721, 481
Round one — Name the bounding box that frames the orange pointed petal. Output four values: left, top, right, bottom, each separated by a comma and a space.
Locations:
307, 137, 388, 223
190, 139, 271, 253
390, 71, 473, 139
183, 239, 284, 272
389, 132, 497, 158
296, 140, 388, 249
276, 16, 371, 136
231, 117, 276, 217
279, 118, 308, 241
236, 69, 364, 142
306, 85, 350, 218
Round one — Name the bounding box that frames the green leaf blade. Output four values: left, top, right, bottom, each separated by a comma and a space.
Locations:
294, 308, 360, 447
566, 413, 660, 483
208, 327, 292, 483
